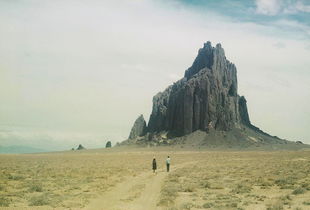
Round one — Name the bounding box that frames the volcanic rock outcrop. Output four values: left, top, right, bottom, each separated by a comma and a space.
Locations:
106, 141, 112, 148
147, 41, 244, 137
128, 114, 147, 140
125, 41, 290, 146
77, 144, 85, 150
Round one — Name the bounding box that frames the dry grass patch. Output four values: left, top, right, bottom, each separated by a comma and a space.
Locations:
156, 150, 310, 210
158, 173, 181, 207
0, 150, 159, 208
0, 197, 11, 207
1, 149, 310, 209
292, 187, 306, 195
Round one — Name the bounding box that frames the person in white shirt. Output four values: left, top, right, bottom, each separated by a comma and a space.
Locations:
166, 156, 171, 172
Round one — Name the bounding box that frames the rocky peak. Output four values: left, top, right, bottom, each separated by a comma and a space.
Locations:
124, 41, 289, 146
128, 114, 147, 139
184, 41, 227, 80
146, 41, 243, 137
77, 144, 85, 150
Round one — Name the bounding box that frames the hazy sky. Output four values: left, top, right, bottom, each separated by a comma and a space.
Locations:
0, 0, 309, 150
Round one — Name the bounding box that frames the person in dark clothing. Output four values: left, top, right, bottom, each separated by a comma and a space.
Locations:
166, 156, 170, 172
152, 157, 157, 173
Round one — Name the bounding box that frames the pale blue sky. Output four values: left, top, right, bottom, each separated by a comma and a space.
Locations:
0, 0, 309, 150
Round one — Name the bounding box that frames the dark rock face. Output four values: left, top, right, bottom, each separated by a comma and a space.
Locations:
127, 42, 282, 144
238, 96, 251, 126
106, 141, 112, 148
77, 144, 85, 150
128, 115, 147, 139
147, 42, 244, 137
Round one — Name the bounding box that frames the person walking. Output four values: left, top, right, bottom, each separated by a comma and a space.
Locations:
152, 157, 157, 173
166, 156, 171, 172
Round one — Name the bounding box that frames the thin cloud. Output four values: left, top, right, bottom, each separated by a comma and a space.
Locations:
255, 0, 310, 15
284, 1, 310, 13
255, 0, 282, 16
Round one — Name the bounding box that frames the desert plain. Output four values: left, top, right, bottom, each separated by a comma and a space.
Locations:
0, 147, 310, 210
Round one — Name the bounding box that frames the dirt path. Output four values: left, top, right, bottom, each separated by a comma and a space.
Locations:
85, 162, 193, 210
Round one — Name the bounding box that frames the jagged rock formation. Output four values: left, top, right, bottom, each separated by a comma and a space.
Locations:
106, 141, 112, 148
148, 42, 244, 137
128, 115, 147, 139
77, 144, 85, 150
238, 96, 250, 126
125, 41, 297, 147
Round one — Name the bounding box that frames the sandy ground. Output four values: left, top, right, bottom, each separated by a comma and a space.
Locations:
86, 166, 167, 210
86, 160, 196, 210
1, 147, 310, 210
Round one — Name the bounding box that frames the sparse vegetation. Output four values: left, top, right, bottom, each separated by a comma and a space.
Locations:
0, 150, 151, 208
158, 174, 181, 207
0, 197, 10, 207
231, 183, 252, 194
29, 194, 50, 206
156, 150, 310, 209
303, 201, 310, 205
28, 182, 44, 192
202, 202, 214, 208
292, 187, 306, 195
0, 149, 310, 209
7, 174, 24, 180
267, 201, 284, 210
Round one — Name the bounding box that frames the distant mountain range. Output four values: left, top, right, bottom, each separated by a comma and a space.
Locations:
0, 145, 48, 154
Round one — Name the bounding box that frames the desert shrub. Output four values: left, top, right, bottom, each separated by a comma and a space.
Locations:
266, 202, 284, 210
231, 183, 252, 194
274, 177, 295, 189
29, 194, 50, 206
226, 202, 238, 208
0, 197, 10, 207
7, 174, 24, 180
180, 202, 193, 209
28, 183, 43, 192
280, 194, 291, 200
279, 194, 291, 205
202, 202, 214, 208
256, 178, 273, 188
168, 175, 180, 183
200, 180, 211, 189
216, 194, 231, 200
301, 183, 310, 190
182, 183, 196, 192
303, 201, 310, 205
158, 183, 180, 206
275, 179, 285, 185
292, 187, 306, 195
